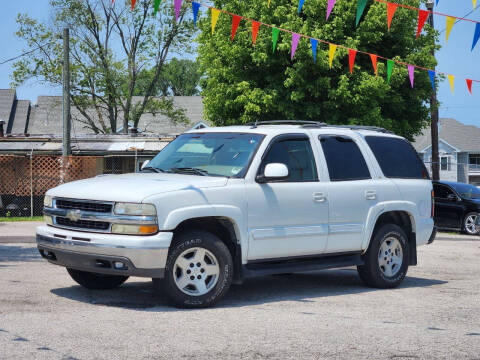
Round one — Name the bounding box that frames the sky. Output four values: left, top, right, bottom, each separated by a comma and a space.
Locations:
0, 0, 480, 127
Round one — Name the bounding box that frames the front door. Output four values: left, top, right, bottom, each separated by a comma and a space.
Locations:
433, 184, 464, 228
246, 134, 329, 260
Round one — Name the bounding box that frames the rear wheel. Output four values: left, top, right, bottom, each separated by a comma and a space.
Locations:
154, 229, 233, 308
357, 224, 409, 288
463, 212, 479, 235
67, 268, 129, 289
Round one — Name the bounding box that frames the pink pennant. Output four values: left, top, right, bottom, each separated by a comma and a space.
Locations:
174, 0, 182, 23
291, 33, 300, 60
326, 0, 337, 20
408, 65, 415, 88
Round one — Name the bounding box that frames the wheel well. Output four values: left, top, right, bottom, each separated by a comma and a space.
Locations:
172, 217, 243, 282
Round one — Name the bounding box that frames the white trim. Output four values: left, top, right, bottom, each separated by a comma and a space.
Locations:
420, 138, 461, 153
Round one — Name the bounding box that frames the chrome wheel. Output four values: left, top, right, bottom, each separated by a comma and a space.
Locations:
378, 237, 403, 277
464, 214, 479, 235
173, 247, 220, 296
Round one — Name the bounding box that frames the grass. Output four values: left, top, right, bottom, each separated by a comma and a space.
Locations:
0, 216, 43, 222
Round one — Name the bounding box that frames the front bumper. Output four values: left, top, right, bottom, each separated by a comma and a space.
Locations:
36, 225, 173, 278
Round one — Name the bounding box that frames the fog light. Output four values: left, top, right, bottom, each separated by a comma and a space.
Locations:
114, 261, 127, 270
44, 215, 53, 225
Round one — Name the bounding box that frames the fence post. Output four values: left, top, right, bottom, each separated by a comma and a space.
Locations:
30, 150, 33, 218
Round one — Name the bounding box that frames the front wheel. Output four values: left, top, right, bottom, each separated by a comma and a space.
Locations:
67, 268, 129, 289
463, 212, 480, 235
154, 230, 233, 308
357, 224, 409, 288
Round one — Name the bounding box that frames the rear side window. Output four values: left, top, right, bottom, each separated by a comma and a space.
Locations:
320, 135, 371, 181
365, 136, 429, 179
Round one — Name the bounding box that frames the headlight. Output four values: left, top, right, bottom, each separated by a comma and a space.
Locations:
44, 215, 53, 225
114, 203, 156, 216
111, 224, 159, 235
44, 195, 53, 208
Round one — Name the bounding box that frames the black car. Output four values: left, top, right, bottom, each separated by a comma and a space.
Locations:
433, 181, 480, 235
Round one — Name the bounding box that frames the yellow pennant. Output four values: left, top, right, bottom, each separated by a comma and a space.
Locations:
329, 44, 337, 68
448, 75, 455, 94
211, 8, 220, 34
446, 16, 455, 43
474, 0, 478, 10
268, 0, 271, 7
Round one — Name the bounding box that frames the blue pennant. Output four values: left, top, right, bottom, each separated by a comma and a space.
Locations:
436, 0, 439, 5
298, 0, 305, 14
310, 39, 318, 63
472, 23, 480, 51
428, 70, 436, 91
192, 2, 200, 26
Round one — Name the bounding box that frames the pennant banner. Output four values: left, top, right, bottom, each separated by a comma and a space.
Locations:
356, 0, 368, 26
408, 65, 415, 88
291, 33, 300, 60
466, 79, 473, 94
387, 60, 394, 83
192, 2, 200, 25
154, 0, 160, 15
298, 0, 305, 14
448, 75, 455, 94
272, 28, 280, 52
252, 21, 260, 46
211, 8, 220, 34
386, 3, 398, 30
326, 0, 337, 20
174, 0, 182, 22
310, 38, 318, 63
416, 10, 429, 39
329, 44, 337, 68
349, 49, 357, 74
231, 15, 241, 41
472, 23, 480, 51
131, 0, 136, 11
446, 16, 455, 43
428, 70, 436, 91
370, 54, 378, 76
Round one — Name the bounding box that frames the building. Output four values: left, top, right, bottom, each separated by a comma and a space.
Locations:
413, 118, 480, 185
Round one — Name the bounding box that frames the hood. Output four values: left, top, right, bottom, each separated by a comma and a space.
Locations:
47, 173, 229, 203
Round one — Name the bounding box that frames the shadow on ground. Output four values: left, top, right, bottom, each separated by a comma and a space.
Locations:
50, 269, 447, 311
0, 245, 41, 263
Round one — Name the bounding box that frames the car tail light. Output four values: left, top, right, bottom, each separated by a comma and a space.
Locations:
431, 189, 435, 218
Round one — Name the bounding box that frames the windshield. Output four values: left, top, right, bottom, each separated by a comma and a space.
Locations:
451, 183, 480, 199
146, 132, 264, 177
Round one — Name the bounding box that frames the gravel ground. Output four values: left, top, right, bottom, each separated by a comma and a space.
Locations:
0, 239, 479, 360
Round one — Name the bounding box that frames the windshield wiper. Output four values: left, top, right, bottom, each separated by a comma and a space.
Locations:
141, 166, 166, 173
171, 167, 209, 176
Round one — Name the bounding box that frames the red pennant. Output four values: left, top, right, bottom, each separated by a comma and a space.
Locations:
349, 49, 357, 74
466, 79, 473, 94
131, 0, 136, 10
231, 15, 241, 41
252, 21, 260, 46
370, 54, 378, 75
416, 10, 430, 39
387, 3, 398, 30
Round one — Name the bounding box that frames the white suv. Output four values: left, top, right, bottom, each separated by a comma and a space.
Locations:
37, 122, 436, 308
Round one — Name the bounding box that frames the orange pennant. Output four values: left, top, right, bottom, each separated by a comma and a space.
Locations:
370, 54, 378, 76
387, 3, 398, 30
252, 21, 260, 46
416, 10, 429, 38
131, 0, 136, 10
349, 49, 357, 74
231, 15, 241, 41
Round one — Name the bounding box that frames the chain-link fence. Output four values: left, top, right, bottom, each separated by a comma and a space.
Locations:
0, 154, 153, 217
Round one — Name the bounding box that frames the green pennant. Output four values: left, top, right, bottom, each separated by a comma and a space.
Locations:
154, 0, 161, 15
387, 60, 394, 83
272, 28, 280, 53
356, 0, 368, 27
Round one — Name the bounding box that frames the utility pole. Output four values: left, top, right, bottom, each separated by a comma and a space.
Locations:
426, 0, 439, 180
62, 27, 71, 156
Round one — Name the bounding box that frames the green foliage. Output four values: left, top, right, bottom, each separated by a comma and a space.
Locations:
198, 0, 440, 140
12, 0, 195, 134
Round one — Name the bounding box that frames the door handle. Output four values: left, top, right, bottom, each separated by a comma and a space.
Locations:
365, 190, 377, 200
313, 192, 327, 203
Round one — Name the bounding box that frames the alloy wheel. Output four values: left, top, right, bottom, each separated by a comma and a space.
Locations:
378, 237, 403, 277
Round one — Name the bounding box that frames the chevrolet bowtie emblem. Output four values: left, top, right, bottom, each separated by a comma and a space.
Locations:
66, 210, 82, 222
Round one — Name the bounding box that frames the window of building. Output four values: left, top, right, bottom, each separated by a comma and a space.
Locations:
469, 154, 480, 170
320, 135, 371, 181
440, 156, 451, 171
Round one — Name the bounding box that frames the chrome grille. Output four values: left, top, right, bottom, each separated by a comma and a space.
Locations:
56, 199, 113, 213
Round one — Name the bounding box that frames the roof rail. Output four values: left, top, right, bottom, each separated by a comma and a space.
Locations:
323, 125, 393, 134
246, 120, 327, 128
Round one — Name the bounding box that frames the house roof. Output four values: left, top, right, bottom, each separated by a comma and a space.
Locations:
413, 118, 480, 153
0, 89, 16, 132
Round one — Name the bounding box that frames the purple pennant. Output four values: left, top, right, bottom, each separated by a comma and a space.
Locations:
174, 0, 182, 23
326, 0, 337, 20
408, 65, 415, 88
291, 33, 300, 60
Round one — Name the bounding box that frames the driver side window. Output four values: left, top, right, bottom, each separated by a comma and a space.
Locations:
260, 137, 318, 182
433, 184, 455, 200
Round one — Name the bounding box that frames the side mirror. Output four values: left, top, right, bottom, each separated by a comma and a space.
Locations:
447, 193, 458, 201
256, 163, 289, 183
141, 160, 150, 170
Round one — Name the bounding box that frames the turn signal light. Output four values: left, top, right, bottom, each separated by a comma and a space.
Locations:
111, 224, 159, 235
139, 225, 159, 235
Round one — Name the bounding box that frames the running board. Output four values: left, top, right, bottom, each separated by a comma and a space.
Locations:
242, 254, 364, 278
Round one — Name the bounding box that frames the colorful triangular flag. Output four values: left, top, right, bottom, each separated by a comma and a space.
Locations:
272, 28, 280, 52
231, 15, 241, 41
446, 16, 455, 43
466, 79, 473, 94
370, 54, 378, 76
474, 0, 477, 10
291, 33, 300, 60
448, 74, 455, 94
408, 65, 415, 88
472, 23, 480, 51
131, 0, 136, 10
211, 8, 220, 34
252, 21, 260, 46
192, 2, 200, 25
310, 38, 318, 63
328, 44, 337, 68
298, 0, 305, 14
349, 49, 357, 74
326, 0, 337, 20
428, 70, 435, 90
416, 10, 429, 39
268, 0, 271, 7
356, 0, 368, 26
154, 0, 161, 15
387, 60, 394, 83
174, 0, 182, 22
387, 3, 398, 31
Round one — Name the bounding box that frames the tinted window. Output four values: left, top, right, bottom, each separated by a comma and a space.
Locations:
320, 135, 371, 181
365, 136, 428, 179
433, 184, 454, 199
261, 137, 318, 182
450, 182, 480, 199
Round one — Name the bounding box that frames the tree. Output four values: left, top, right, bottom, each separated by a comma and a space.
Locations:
198, 0, 439, 140
12, 0, 195, 134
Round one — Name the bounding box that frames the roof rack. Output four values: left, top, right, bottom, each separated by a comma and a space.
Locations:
247, 120, 327, 128
322, 125, 393, 134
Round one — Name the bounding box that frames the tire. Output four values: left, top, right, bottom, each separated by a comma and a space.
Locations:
67, 268, 129, 290
357, 224, 409, 289
462, 212, 479, 235
154, 229, 233, 308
